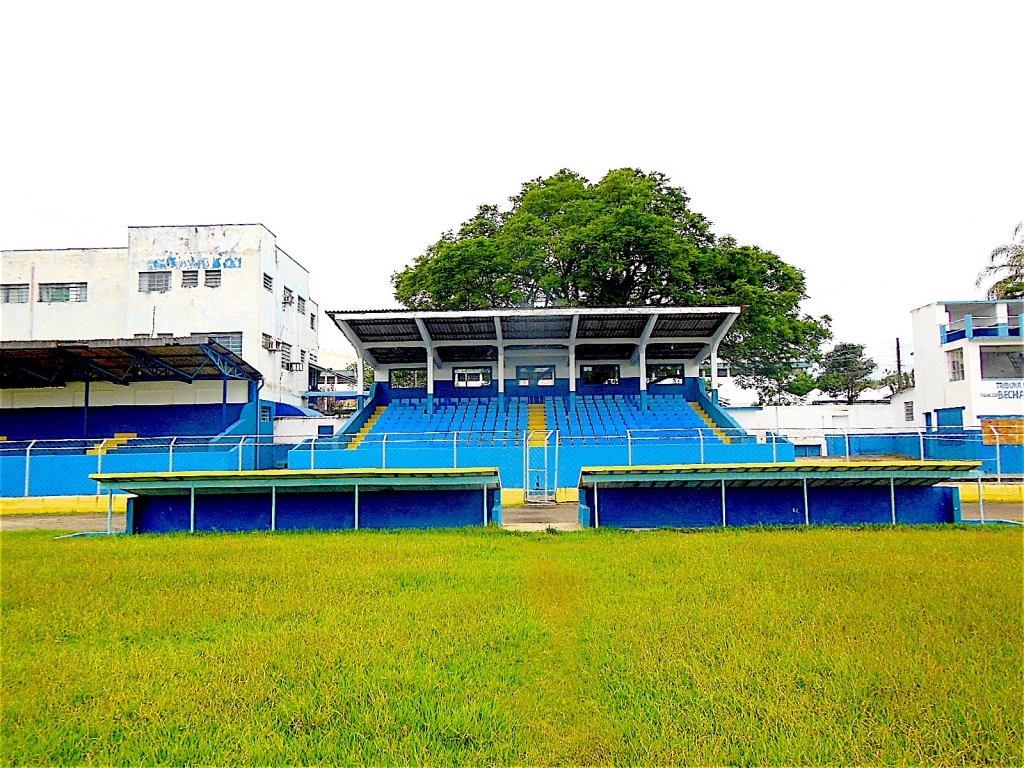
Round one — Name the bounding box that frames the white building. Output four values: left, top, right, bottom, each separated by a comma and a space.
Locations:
908, 299, 1023, 428
1, 223, 319, 406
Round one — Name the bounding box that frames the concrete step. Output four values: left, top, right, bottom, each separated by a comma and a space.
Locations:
502, 502, 581, 531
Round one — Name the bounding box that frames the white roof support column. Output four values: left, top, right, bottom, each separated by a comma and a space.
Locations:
493, 317, 505, 394
568, 315, 579, 393
636, 314, 658, 393
705, 310, 741, 397
414, 319, 441, 397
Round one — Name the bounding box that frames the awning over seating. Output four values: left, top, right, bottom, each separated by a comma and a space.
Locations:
0, 336, 262, 389
327, 306, 743, 395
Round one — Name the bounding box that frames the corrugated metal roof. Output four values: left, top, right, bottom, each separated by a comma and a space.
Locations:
0, 336, 261, 389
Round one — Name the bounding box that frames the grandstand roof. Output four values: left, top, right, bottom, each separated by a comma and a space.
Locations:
0, 336, 261, 389
327, 307, 743, 367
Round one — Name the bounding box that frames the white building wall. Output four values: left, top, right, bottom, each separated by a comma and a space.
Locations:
1, 248, 129, 340
2, 224, 319, 407
0, 379, 249, 408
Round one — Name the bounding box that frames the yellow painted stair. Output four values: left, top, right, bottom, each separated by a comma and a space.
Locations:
86, 432, 137, 455
688, 402, 730, 444
347, 406, 387, 449
527, 403, 548, 447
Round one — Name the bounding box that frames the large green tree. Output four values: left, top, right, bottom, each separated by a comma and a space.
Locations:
976, 222, 1024, 299
392, 168, 831, 400
816, 343, 877, 404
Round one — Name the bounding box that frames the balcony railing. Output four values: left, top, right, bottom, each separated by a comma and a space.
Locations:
941, 314, 1023, 343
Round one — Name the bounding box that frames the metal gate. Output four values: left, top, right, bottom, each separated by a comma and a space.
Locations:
524, 430, 555, 503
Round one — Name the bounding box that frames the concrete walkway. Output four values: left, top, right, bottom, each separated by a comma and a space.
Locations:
502, 504, 582, 532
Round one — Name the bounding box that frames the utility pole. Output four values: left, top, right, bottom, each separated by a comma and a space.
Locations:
895, 337, 903, 390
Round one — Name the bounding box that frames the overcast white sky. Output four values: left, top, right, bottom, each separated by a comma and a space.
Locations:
3, 1, 1021, 371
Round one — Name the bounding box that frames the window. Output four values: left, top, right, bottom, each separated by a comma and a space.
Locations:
282, 287, 294, 306
260, 405, 271, 423
390, 368, 428, 388
297, 296, 306, 314
454, 367, 493, 388
280, 342, 293, 368
204, 270, 222, 288
947, 348, 965, 382
181, 270, 199, 288
980, 346, 1024, 379
0, 284, 29, 303
581, 364, 620, 386
517, 365, 555, 387
138, 271, 171, 293
263, 273, 273, 291
310, 313, 317, 331
300, 349, 307, 365
39, 282, 87, 302
196, 332, 243, 356
904, 401, 915, 422
648, 365, 685, 384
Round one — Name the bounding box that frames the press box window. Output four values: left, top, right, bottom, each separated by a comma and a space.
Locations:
39, 282, 87, 303
904, 401, 914, 422
390, 368, 428, 388
517, 365, 555, 387
1, 284, 29, 303
947, 348, 965, 382
980, 346, 1024, 379
204, 270, 222, 288
647, 365, 685, 384
581, 364, 620, 386
181, 270, 199, 288
139, 271, 171, 293
454, 367, 492, 388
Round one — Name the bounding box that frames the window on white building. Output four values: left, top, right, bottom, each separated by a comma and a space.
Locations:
947, 348, 965, 382
0, 284, 29, 303
980, 346, 1024, 379
904, 401, 914, 421
310, 313, 317, 331
195, 331, 243, 356
517, 365, 555, 387
263, 273, 273, 291
454, 367, 492, 388
139, 271, 171, 293
181, 270, 199, 288
39, 282, 88, 302
297, 296, 306, 314
581, 364, 620, 386
204, 270, 222, 288
283, 287, 294, 306
391, 368, 428, 388
280, 342, 293, 369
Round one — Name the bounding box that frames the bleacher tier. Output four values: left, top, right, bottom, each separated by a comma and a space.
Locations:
340, 395, 731, 446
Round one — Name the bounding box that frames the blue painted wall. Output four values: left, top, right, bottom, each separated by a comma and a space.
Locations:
579, 483, 959, 528
824, 430, 1024, 475
0, 404, 245, 440
130, 487, 498, 533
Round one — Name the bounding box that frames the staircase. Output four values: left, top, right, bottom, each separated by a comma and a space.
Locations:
527, 403, 548, 447
346, 406, 387, 449
86, 432, 137, 455
689, 402, 730, 443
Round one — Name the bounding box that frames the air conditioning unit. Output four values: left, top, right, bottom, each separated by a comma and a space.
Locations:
263, 338, 282, 351
285, 362, 303, 372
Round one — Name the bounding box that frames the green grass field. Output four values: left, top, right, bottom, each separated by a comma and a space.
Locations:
2, 526, 1021, 765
